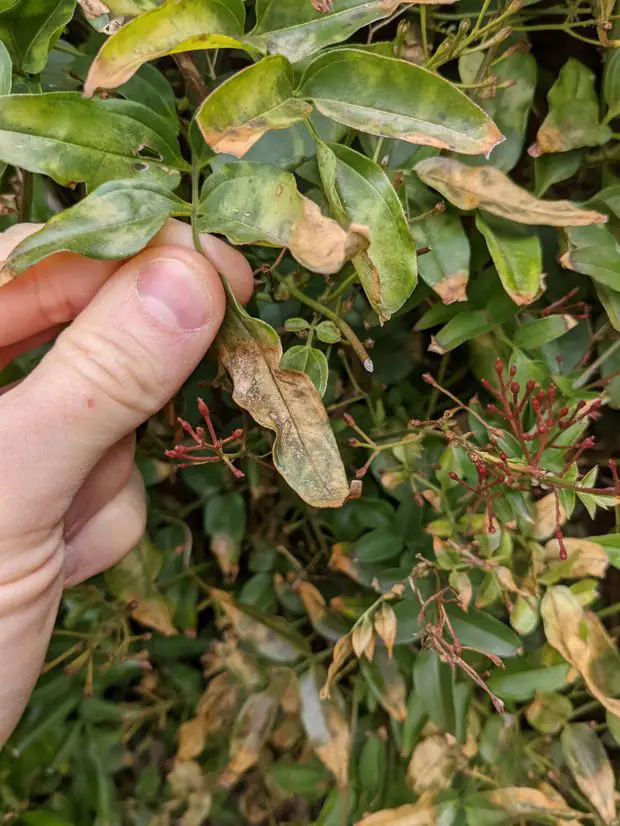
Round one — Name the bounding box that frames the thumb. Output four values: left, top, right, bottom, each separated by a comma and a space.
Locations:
1, 245, 228, 529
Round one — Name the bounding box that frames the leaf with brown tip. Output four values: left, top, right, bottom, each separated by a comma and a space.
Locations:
415, 158, 607, 227
299, 669, 350, 788
561, 724, 616, 824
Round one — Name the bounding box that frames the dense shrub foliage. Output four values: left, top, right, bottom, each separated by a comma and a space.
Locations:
2, 0, 620, 823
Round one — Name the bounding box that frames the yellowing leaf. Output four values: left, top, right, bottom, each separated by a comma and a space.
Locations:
466, 787, 583, 821
199, 161, 365, 275
407, 734, 457, 794
84, 0, 246, 94
544, 538, 609, 579
216, 291, 349, 508
299, 670, 350, 788
541, 586, 620, 717
177, 716, 207, 762
300, 48, 503, 155
561, 724, 616, 824
534, 492, 566, 540
415, 158, 607, 227
355, 793, 440, 826
196, 55, 311, 157
132, 596, 177, 636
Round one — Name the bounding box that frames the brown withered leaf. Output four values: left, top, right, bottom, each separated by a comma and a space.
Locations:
132, 596, 177, 637
322, 634, 353, 699
415, 158, 607, 227
544, 537, 609, 579
534, 492, 567, 540
352, 615, 374, 659
167, 760, 212, 826
176, 716, 207, 762
355, 793, 440, 826
407, 734, 458, 795
289, 196, 368, 276
299, 670, 350, 789
374, 602, 397, 657
217, 291, 348, 508
296, 580, 327, 624
541, 586, 620, 717
467, 787, 583, 821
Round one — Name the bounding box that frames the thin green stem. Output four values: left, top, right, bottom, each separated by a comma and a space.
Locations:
572, 337, 620, 389
420, 5, 430, 58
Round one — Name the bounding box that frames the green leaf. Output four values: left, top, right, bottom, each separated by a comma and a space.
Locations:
529, 58, 612, 157
84, 0, 246, 94
316, 320, 341, 343
561, 724, 617, 825
559, 224, 620, 288
105, 0, 162, 12
525, 691, 572, 733
513, 314, 578, 350
3, 180, 188, 277
196, 55, 312, 158
459, 49, 537, 173
487, 661, 570, 702
407, 178, 469, 303
475, 212, 544, 305
316, 141, 417, 320
199, 161, 364, 275
444, 605, 522, 657
0, 0, 76, 74
117, 63, 178, 129
604, 47, 620, 121
413, 649, 456, 733
299, 48, 503, 155
352, 528, 403, 564
0, 92, 183, 190
280, 344, 328, 396
534, 150, 584, 198
0, 39, 11, 96
415, 157, 607, 226
596, 283, 620, 332
22, 813, 75, 826
429, 310, 493, 354
248, 0, 455, 64
216, 288, 349, 508
205, 492, 246, 581
268, 762, 328, 801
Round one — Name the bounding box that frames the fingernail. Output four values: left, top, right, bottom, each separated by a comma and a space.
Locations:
137, 256, 210, 330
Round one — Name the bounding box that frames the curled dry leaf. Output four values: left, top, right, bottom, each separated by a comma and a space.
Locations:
216, 290, 349, 508
289, 196, 368, 275
415, 158, 608, 227
541, 586, 620, 717
407, 734, 458, 795
374, 602, 397, 657
321, 634, 353, 699
544, 537, 609, 579
354, 792, 440, 826
84, 0, 246, 94
562, 724, 616, 824
533, 492, 567, 540
299, 670, 351, 789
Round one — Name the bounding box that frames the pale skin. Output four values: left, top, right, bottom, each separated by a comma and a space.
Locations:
0, 219, 253, 746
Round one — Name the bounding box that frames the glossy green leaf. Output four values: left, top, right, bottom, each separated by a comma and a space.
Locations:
0, 92, 183, 190
561, 724, 616, 824
530, 58, 612, 157
3, 180, 188, 278
84, 0, 246, 94
513, 314, 577, 350
534, 150, 584, 198
196, 56, 311, 158
459, 49, 537, 173
444, 605, 522, 657
407, 178, 469, 303
352, 528, 403, 564
416, 158, 608, 226
559, 224, 620, 288
299, 48, 503, 155
280, 344, 328, 396
0, 0, 76, 74
248, 0, 454, 64
317, 141, 417, 320
0, 40, 11, 96
117, 63, 178, 129
199, 161, 364, 275
429, 310, 493, 354
216, 289, 349, 508
413, 649, 456, 733
475, 212, 544, 305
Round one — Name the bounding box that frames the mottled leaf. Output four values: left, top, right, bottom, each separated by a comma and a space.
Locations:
476, 212, 544, 305
465, 787, 582, 823
84, 0, 246, 94
280, 345, 328, 396
0, 0, 76, 74
561, 724, 616, 824
525, 691, 572, 734
529, 58, 611, 157
360, 649, 407, 720
415, 158, 607, 227
204, 492, 246, 581
542, 537, 609, 581
199, 161, 365, 275
317, 141, 417, 320
407, 734, 457, 794
248, 0, 455, 64
0, 92, 183, 189
355, 795, 452, 826
541, 586, 620, 717
2, 180, 187, 280
299, 48, 503, 155
196, 56, 311, 157
299, 670, 350, 788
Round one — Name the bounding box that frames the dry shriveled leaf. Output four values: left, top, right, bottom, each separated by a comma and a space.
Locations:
544, 537, 609, 579
322, 633, 353, 699
355, 793, 439, 826
217, 292, 349, 508
541, 586, 620, 717
472, 787, 583, 820
289, 196, 368, 275
534, 493, 567, 540
374, 602, 397, 657
220, 690, 280, 788
407, 734, 457, 794
415, 158, 607, 226
177, 716, 207, 762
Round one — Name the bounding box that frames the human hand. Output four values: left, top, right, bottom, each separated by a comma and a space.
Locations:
0, 219, 253, 745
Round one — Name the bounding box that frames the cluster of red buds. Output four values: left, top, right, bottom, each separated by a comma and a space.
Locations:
165, 398, 245, 479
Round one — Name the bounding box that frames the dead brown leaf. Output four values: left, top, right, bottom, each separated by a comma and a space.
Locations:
374, 602, 397, 657
355, 793, 439, 826
415, 158, 607, 226
407, 734, 458, 794
534, 492, 567, 540
544, 537, 609, 579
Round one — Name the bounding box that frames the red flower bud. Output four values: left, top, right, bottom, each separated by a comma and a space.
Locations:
510, 381, 520, 395
495, 358, 504, 374
509, 365, 517, 376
